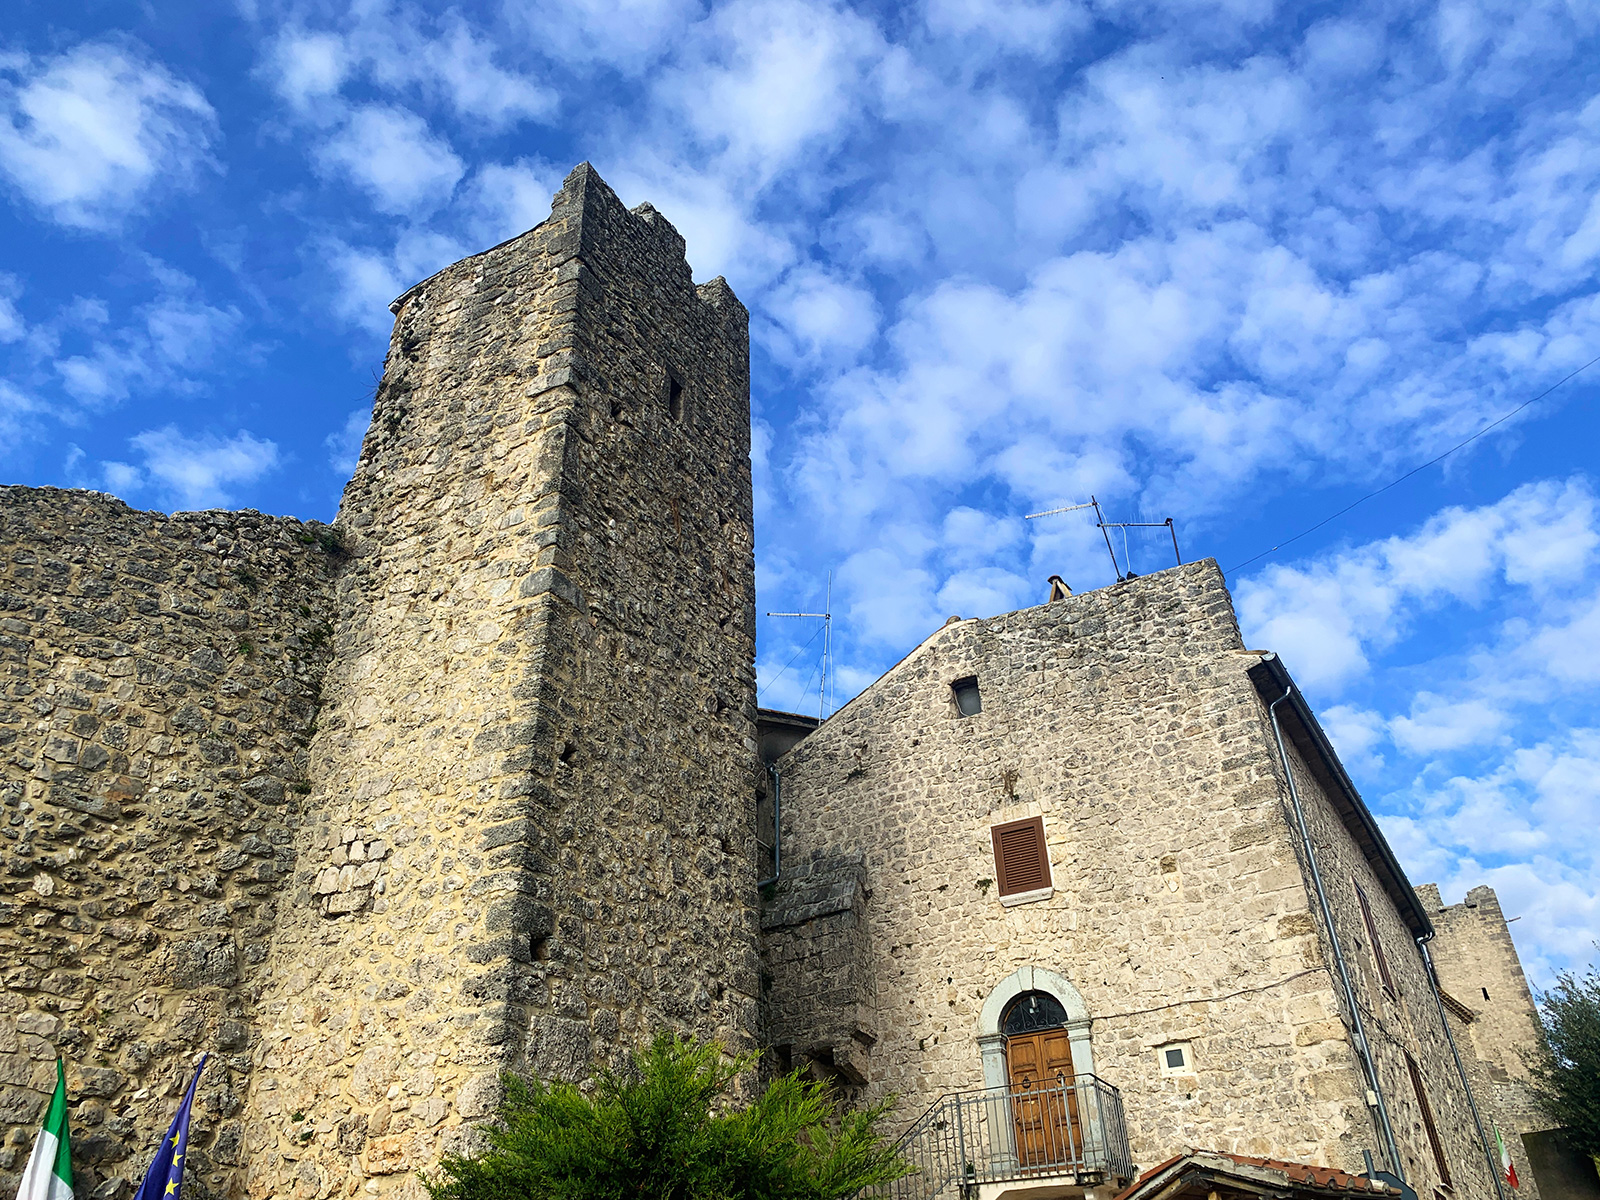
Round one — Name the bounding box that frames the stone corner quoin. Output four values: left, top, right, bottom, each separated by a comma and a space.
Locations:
0, 163, 1558, 1200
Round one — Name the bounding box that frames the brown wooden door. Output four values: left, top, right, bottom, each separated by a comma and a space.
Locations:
1007, 1030, 1082, 1169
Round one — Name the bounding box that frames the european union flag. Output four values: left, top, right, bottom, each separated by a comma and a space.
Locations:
133, 1054, 208, 1200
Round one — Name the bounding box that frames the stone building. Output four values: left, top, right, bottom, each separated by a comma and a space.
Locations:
0, 163, 1575, 1200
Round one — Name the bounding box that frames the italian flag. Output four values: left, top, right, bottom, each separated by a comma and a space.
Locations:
17, 1060, 73, 1200
1496, 1125, 1520, 1189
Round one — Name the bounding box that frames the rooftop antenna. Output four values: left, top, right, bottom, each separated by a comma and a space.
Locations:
1026, 498, 1183, 582
767, 570, 832, 721
1095, 517, 1183, 576
1025, 496, 1122, 582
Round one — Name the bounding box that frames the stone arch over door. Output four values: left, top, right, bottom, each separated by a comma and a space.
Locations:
976, 965, 1096, 1090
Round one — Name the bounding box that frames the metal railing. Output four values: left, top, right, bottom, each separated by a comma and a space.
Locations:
864, 1075, 1134, 1200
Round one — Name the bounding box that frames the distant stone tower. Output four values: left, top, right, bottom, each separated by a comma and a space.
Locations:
242, 164, 759, 1197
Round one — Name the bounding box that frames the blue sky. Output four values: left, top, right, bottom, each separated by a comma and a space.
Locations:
2, 0, 1596, 984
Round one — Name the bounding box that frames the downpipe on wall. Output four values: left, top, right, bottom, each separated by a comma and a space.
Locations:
1418, 933, 1509, 1200
1267, 685, 1406, 1182
757, 762, 781, 888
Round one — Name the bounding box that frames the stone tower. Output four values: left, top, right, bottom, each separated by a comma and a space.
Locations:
241, 164, 760, 1196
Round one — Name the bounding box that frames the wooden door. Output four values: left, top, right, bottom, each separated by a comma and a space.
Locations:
1007, 1030, 1082, 1169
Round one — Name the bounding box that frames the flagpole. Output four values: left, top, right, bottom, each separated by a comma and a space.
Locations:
133, 1054, 208, 1200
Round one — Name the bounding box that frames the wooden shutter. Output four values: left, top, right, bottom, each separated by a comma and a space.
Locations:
992, 817, 1050, 896
1405, 1051, 1453, 1188
1355, 882, 1397, 995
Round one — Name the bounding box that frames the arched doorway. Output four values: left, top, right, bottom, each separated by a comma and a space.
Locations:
1001, 991, 1082, 1168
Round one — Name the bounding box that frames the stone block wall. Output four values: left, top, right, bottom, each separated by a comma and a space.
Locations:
1420, 885, 1544, 1088
1417, 882, 1552, 1195
240, 163, 759, 1199
1253, 673, 1498, 1196
760, 854, 875, 1087
0, 488, 340, 1199
767, 561, 1378, 1175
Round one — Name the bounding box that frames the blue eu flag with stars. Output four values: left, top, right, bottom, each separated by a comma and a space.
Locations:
134, 1054, 208, 1200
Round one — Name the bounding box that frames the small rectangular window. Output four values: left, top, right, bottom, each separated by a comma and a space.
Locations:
991, 816, 1050, 897
1406, 1051, 1453, 1189
1355, 882, 1396, 996
952, 676, 982, 716
1157, 1042, 1194, 1075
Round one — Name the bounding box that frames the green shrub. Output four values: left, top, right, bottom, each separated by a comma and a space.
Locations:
1526, 963, 1600, 1162
425, 1034, 908, 1200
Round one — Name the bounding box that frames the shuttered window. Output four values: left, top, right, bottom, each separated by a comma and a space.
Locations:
1355, 882, 1397, 996
1405, 1051, 1453, 1189
991, 816, 1050, 897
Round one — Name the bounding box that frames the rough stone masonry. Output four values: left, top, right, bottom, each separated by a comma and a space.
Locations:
0, 163, 760, 1200
0, 161, 1566, 1200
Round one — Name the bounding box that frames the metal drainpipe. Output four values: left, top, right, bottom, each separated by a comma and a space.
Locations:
1418, 933, 1508, 1200
757, 762, 781, 888
1267, 686, 1406, 1181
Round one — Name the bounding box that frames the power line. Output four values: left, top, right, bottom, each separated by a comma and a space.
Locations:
1226, 353, 1600, 576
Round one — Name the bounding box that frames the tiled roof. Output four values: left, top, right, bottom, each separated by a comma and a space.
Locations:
1114, 1149, 1403, 1198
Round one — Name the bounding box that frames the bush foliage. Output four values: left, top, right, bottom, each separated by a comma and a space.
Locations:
424, 1035, 910, 1200
1526, 964, 1600, 1161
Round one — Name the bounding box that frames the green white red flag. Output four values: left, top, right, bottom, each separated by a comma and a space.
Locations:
17, 1059, 73, 1200
1496, 1125, 1520, 1188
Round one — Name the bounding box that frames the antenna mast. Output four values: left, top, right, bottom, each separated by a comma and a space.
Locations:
766, 569, 833, 721
1026, 497, 1183, 581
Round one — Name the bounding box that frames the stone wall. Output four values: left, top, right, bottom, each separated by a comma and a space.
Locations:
240, 163, 760, 1199
1253, 670, 1498, 1196
1418, 882, 1552, 1194
767, 560, 1509, 1191
759, 854, 874, 1087
0, 487, 340, 1199
766, 561, 1380, 1176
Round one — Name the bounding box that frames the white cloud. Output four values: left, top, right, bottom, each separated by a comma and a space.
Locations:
265, 31, 351, 108
263, 17, 554, 128
50, 277, 243, 406
323, 228, 470, 333
458, 159, 565, 247
923, 0, 1089, 57
655, 0, 889, 184
315, 105, 464, 216
503, 0, 703, 72
106, 426, 281, 510
0, 40, 216, 229
0, 273, 23, 343
326, 406, 370, 475
758, 264, 880, 366
1235, 477, 1599, 693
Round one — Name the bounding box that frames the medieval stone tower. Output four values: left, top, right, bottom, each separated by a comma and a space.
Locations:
0, 162, 1573, 1200
0, 163, 760, 1200
240, 164, 761, 1195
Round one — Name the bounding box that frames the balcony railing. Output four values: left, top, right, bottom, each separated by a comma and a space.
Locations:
863, 1075, 1134, 1200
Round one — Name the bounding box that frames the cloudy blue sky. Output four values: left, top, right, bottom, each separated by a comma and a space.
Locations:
2, 0, 1597, 982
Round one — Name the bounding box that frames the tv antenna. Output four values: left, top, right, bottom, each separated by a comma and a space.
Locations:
766, 571, 832, 721
1026, 496, 1182, 582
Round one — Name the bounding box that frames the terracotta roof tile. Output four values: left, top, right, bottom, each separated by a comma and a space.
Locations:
1114, 1149, 1400, 1199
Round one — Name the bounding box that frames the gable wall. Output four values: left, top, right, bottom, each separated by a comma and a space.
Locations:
766, 560, 1378, 1175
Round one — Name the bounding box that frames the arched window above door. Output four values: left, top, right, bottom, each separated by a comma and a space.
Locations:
977, 966, 1096, 1092
1002, 991, 1068, 1036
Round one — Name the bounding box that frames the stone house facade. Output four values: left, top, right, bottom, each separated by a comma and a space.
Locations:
0, 164, 1567, 1200
759, 560, 1545, 1199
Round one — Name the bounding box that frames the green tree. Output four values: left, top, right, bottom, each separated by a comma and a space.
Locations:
424, 1034, 910, 1200
1526, 964, 1600, 1162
